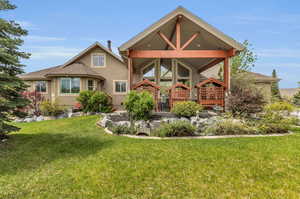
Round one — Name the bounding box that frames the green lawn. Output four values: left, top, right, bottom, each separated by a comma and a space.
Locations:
1, 116, 300, 199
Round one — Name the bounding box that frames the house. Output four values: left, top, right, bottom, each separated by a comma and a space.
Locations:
280, 88, 299, 99
21, 6, 247, 110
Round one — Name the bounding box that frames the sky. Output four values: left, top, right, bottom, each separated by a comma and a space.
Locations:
3, 0, 300, 88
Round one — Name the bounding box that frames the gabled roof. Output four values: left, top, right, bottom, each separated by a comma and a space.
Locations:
63, 42, 123, 67
45, 62, 105, 80
19, 65, 61, 80
119, 6, 244, 52
132, 79, 160, 89
246, 71, 280, 83
195, 77, 225, 88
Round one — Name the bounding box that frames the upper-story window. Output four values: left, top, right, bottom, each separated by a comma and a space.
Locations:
91, 53, 105, 67
35, 81, 47, 93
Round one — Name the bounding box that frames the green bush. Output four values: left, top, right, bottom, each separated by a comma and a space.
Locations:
124, 91, 154, 121
257, 123, 289, 134
76, 90, 94, 112
77, 91, 112, 113
204, 119, 257, 136
110, 125, 136, 135
153, 121, 196, 137
40, 100, 65, 116
171, 101, 203, 118
265, 101, 295, 113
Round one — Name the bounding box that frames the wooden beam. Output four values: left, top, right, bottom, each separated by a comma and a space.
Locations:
181, 32, 199, 50
223, 57, 229, 90
129, 50, 229, 58
176, 15, 182, 49
228, 48, 236, 57
198, 58, 224, 73
128, 57, 133, 90
158, 31, 176, 50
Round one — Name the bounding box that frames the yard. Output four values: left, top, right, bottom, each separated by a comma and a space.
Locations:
1, 116, 300, 199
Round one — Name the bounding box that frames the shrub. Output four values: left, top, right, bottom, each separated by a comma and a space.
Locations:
227, 77, 266, 117
265, 101, 295, 113
203, 119, 257, 136
76, 90, 94, 112
124, 91, 154, 121
171, 101, 203, 118
40, 100, 65, 116
76, 91, 112, 113
153, 121, 196, 137
110, 125, 136, 135
257, 123, 289, 134
22, 91, 44, 116
89, 92, 112, 113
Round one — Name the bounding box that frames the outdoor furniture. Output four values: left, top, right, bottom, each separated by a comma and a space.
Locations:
195, 78, 225, 109
169, 83, 190, 109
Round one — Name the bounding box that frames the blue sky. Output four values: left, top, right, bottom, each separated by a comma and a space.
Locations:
3, 0, 300, 88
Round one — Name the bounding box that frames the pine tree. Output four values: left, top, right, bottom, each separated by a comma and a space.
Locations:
0, 0, 30, 139
271, 69, 281, 101
292, 82, 300, 106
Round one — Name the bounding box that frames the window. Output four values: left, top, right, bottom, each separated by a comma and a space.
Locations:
92, 54, 105, 67
35, 81, 47, 92
114, 80, 127, 94
60, 78, 80, 94
87, 80, 96, 91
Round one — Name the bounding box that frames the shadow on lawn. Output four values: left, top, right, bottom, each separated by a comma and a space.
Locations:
0, 132, 114, 175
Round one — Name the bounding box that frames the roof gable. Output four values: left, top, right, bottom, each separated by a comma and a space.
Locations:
63, 42, 123, 67
119, 6, 244, 52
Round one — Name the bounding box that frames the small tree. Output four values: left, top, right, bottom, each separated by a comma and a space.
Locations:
0, 0, 30, 138
219, 40, 257, 78
22, 91, 44, 115
271, 69, 281, 101
227, 76, 266, 117
124, 91, 154, 127
292, 82, 300, 106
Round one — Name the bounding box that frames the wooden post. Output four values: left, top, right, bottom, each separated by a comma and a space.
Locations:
176, 15, 182, 49
128, 57, 133, 90
223, 57, 229, 90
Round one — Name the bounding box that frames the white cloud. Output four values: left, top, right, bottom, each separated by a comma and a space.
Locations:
24, 35, 66, 42
25, 46, 81, 60
256, 49, 300, 58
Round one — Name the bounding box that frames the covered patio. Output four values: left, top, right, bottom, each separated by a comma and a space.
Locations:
119, 6, 244, 111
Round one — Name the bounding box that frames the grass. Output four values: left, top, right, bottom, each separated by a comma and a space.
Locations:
1, 116, 300, 199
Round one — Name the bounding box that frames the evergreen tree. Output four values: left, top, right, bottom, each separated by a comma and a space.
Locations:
271, 69, 281, 101
292, 82, 300, 106
0, 0, 30, 139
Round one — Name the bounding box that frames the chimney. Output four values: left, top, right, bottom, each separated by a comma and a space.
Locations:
107, 40, 112, 51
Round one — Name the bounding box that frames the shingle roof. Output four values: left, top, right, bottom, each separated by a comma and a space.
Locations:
246, 71, 280, 83
280, 88, 299, 98
19, 65, 61, 80
45, 62, 105, 80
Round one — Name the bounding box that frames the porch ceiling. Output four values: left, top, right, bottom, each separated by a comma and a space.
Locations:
120, 7, 243, 71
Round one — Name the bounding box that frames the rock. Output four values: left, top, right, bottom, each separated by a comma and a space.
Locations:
116, 121, 131, 127
14, 118, 24, 123
57, 113, 67, 119
180, 117, 190, 122
197, 111, 211, 118
36, 116, 44, 122
68, 112, 82, 118
44, 116, 56, 120
207, 111, 218, 117
24, 117, 35, 123
150, 120, 161, 129
100, 118, 113, 127
135, 120, 148, 129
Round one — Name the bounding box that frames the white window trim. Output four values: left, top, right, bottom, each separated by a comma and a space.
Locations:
86, 79, 97, 91
113, 80, 128, 95
91, 53, 106, 68
35, 81, 48, 94
59, 77, 81, 96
